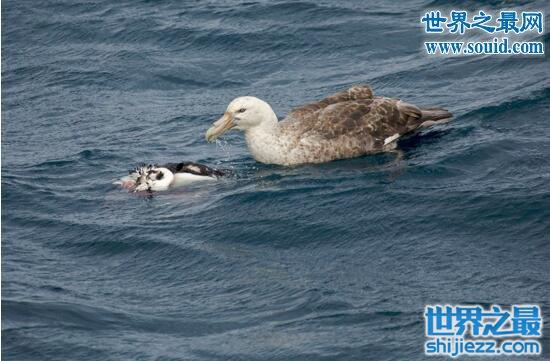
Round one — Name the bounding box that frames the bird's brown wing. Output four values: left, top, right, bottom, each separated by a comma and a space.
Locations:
285, 84, 374, 121
282, 97, 424, 148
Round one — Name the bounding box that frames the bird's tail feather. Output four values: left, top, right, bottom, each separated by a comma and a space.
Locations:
420, 107, 453, 122
418, 107, 452, 128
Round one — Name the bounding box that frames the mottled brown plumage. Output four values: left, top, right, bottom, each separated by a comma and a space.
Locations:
286, 84, 375, 120
269, 85, 452, 164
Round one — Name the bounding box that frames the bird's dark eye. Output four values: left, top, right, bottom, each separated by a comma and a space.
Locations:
238, 108, 246, 113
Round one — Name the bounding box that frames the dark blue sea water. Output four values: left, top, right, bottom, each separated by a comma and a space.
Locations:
2, 0, 550, 360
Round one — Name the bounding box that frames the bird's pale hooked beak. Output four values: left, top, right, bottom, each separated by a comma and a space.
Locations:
205, 112, 234, 142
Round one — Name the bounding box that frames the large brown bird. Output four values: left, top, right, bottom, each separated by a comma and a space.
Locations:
205, 85, 452, 165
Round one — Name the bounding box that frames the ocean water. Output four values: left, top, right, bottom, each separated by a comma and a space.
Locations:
2, 0, 549, 360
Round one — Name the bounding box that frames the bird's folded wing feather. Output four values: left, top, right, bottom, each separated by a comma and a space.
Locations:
163, 162, 224, 177
282, 97, 424, 144
285, 85, 374, 121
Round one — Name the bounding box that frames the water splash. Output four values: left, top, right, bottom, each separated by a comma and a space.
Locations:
215, 138, 233, 160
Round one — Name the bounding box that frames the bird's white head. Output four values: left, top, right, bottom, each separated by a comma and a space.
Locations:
134, 166, 174, 192
205, 96, 277, 142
